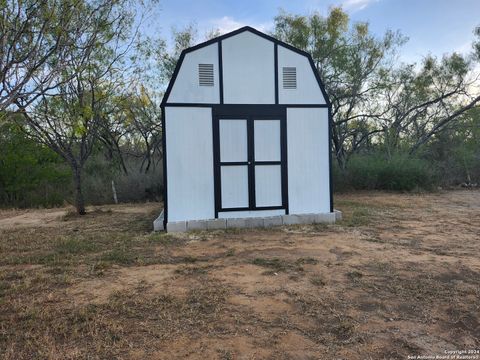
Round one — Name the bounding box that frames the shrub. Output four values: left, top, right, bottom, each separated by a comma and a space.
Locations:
83, 154, 163, 205
334, 153, 437, 191
0, 122, 163, 208
0, 122, 71, 208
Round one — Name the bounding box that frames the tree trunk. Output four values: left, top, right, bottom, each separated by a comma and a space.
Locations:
336, 153, 347, 171
331, 128, 347, 171
334, 142, 347, 171
72, 165, 86, 215
111, 180, 118, 204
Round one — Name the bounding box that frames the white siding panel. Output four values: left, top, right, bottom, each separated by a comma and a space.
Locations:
220, 119, 248, 162
254, 120, 280, 161
218, 209, 285, 219
165, 107, 214, 221
287, 108, 330, 214
222, 32, 275, 104
255, 165, 282, 207
278, 46, 325, 105
221, 165, 249, 208
167, 43, 220, 104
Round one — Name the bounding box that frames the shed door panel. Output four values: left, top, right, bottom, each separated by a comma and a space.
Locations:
215, 113, 286, 213
220, 119, 247, 162
221, 165, 249, 208
219, 119, 249, 209
253, 119, 282, 207
254, 120, 281, 161
255, 164, 282, 207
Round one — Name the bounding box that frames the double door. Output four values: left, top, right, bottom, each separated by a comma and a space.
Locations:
213, 108, 287, 215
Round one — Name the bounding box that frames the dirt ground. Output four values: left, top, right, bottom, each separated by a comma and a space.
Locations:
0, 191, 479, 359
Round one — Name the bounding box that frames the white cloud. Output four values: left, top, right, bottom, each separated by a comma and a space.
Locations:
455, 41, 473, 55
342, 0, 379, 12
208, 16, 273, 35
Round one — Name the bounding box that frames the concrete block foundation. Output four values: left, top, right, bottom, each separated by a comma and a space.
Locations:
315, 212, 336, 224
245, 217, 264, 228
166, 220, 187, 233
206, 219, 227, 230
226, 218, 247, 228
155, 210, 342, 233
263, 216, 283, 228
334, 209, 343, 221
153, 210, 164, 231
187, 220, 208, 231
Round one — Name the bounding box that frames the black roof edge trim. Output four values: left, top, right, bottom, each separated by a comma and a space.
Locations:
160, 26, 331, 108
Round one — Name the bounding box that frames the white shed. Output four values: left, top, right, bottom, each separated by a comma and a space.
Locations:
155, 27, 339, 232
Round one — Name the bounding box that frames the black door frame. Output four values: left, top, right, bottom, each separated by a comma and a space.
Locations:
212, 105, 288, 218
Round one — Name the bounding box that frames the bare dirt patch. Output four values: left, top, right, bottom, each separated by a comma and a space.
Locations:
0, 208, 67, 228
0, 191, 479, 359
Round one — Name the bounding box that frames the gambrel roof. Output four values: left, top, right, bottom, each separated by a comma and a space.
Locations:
161, 26, 331, 107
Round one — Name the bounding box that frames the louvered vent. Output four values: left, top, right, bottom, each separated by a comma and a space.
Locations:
198, 64, 214, 86
282, 67, 297, 89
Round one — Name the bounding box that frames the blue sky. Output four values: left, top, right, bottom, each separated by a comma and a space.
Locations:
150, 0, 480, 64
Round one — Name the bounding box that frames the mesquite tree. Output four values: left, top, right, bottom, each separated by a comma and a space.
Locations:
0, 0, 118, 110
372, 53, 480, 156
273, 9, 480, 169
274, 8, 406, 169
98, 87, 163, 175
12, 0, 138, 214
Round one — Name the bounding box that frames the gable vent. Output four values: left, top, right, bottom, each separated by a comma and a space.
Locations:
198, 63, 214, 86
282, 67, 297, 89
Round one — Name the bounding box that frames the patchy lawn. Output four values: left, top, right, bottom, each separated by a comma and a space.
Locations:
0, 191, 479, 359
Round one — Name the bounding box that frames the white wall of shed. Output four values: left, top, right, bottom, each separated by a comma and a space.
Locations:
222, 32, 275, 104
165, 107, 215, 221
287, 107, 330, 214
167, 43, 220, 104
278, 46, 326, 105
218, 209, 285, 219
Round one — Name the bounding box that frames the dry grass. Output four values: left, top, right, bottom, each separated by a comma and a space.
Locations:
0, 191, 480, 359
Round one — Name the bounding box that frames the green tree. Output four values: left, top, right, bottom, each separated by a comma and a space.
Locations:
157, 25, 198, 84
0, 0, 125, 111
375, 52, 480, 156
274, 8, 406, 168
0, 117, 70, 207
13, 0, 141, 214
273, 9, 480, 167
98, 88, 162, 175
